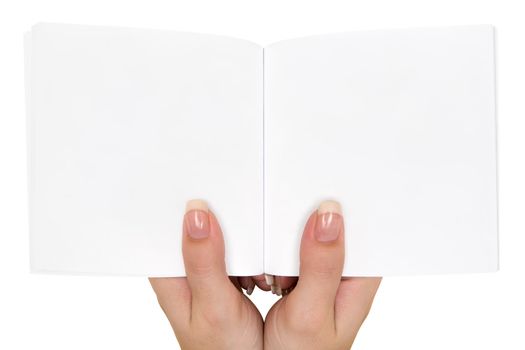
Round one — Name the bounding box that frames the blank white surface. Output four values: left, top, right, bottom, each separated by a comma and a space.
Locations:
27, 24, 497, 277
1, 1, 525, 350
264, 26, 497, 276
27, 23, 264, 276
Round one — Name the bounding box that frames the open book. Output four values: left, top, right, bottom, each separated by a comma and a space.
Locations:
25, 23, 498, 277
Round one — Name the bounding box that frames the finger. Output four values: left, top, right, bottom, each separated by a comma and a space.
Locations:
182, 199, 237, 307
264, 274, 297, 296
238, 276, 256, 295
287, 200, 345, 317
230, 276, 242, 291
149, 277, 191, 330
252, 274, 271, 292
335, 277, 382, 337
264, 274, 280, 295
274, 276, 298, 292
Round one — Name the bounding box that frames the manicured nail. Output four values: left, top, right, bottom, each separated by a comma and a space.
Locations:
246, 284, 254, 296
275, 285, 282, 296
273, 276, 282, 295
264, 274, 274, 286
184, 199, 210, 239
271, 285, 278, 294
315, 200, 343, 242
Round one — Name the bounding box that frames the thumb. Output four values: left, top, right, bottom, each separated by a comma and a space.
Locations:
182, 199, 237, 306
287, 200, 345, 318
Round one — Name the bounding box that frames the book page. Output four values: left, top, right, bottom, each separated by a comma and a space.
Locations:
264, 26, 497, 276
27, 23, 263, 276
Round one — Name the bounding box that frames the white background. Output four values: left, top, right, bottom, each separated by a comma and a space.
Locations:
0, 0, 524, 349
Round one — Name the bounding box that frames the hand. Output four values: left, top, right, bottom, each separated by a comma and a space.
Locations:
264, 200, 381, 350
149, 200, 263, 350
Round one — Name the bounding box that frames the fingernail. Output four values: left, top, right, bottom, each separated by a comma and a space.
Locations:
246, 285, 254, 296
184, 199, 210, 239
271, 285, 277, 294
275, 285, 282, 296
315, 200, 343, 242
264, 274, 274, 286
273, 277, 282, 294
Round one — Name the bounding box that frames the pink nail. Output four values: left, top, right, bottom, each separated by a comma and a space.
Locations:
314, 200, 343, 242
184, 200, 210, 239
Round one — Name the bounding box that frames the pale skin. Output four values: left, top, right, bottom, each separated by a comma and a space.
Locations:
150, 199, 381, 350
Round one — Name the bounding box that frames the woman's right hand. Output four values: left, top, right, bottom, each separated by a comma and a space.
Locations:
264, 200, 381, 350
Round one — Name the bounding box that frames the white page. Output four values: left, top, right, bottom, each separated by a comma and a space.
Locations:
264, 26, 498, 276
27, 23, 263, 276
